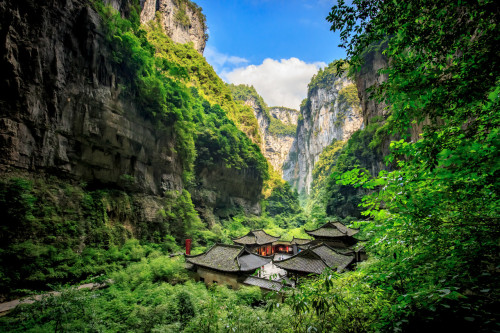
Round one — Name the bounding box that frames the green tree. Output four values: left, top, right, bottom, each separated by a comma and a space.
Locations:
328, 0, 500, 331
176, 291, 195, 328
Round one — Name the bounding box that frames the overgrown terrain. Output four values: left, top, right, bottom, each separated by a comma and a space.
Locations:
1, 0, 499, 332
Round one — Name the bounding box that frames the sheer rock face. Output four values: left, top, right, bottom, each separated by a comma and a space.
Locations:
355, 47, 389, 126
243, 100, 297, 175
283, 76, 363, 195
0, 0, 182, 195
0, 0, 260, 222
269, 107, 299, 126
140, 0, 206, 54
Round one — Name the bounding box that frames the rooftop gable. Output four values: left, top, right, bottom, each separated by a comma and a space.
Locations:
232, 230, 280, 246
310, 243, 355, 272
274, 243, 355, 274
274, 249, 328, 274
305, 222, 359, 238
290, 237, 313, 245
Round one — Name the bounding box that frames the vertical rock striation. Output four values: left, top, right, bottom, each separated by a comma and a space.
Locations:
0, 0, 183, 195
283, 74, 363, 195
140, 0, 207, 54
355, 44, 389, 126
243, 98, 298, 176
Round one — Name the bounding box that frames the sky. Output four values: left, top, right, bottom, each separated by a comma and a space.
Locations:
194, 0, 345, 109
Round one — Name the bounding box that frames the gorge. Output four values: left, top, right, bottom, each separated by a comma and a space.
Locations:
0, 0, 497, 332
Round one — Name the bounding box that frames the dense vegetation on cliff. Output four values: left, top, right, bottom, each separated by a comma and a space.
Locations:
229, 84, 298, 136
0, 0, 271, 297
99, 6, 268, 180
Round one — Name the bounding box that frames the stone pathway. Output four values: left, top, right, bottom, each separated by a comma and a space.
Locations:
0, 282, 106, 316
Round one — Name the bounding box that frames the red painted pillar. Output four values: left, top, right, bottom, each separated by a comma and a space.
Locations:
185, 239, 191, 255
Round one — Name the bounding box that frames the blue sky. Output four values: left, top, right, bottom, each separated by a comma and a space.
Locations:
194, 0, 345, 109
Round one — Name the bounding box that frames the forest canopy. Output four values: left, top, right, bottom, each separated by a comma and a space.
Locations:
322, 0, 500, 331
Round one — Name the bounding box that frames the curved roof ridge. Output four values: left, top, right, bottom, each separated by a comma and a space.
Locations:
292, 236, 312, 240
305, 221, 361, 238
311, 242, 355, 257
304, 221, 336, 232
273, 247, 322, 263
231, 230, 256, 240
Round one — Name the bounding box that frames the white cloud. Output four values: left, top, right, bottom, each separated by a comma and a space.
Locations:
204, 46, 248, 73
223, 58, 326, 110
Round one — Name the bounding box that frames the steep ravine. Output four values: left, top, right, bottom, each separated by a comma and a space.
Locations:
283, 69, 363, 195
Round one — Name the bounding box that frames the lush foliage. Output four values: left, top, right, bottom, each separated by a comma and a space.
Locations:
265, 182, 301, 217
310, 140, 345, 203
0, 176, 209, 295
323, 118, 387, 219
0, 256, 292, 332
146, 18, 262, 146
338, 83, 360, 112
96, 4, 269, 182
325, 0, 500, 330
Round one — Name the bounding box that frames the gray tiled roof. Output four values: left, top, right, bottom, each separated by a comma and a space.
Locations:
233, 230, 280, 246
186, 244, 272, 273
305, 222, 359, 238
243, 276, 284, 291
274, 243, 355, 274
186, 244, 242, 272
238, 252, 272, 271
290, 237, 313, 245
311, 244, 355, 272
274, 250, 328, 274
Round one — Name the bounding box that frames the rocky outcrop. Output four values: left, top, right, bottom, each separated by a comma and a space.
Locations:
243, 99, 297, 175
191, 163, 262, 226
269, 107, 299, 126
140, 0, 207, 54
283, 75, 363, 194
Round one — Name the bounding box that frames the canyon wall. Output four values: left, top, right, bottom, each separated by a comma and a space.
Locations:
0, 0, 260, 229
282, 74, 363, 194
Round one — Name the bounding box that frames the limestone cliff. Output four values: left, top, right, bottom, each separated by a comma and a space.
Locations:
282, 69, 363, 195
269, 106, 299, 126
0, 0, 261, 229
228, 85, 298, 176
140, 0, 207, 54
0, 0, 183, 195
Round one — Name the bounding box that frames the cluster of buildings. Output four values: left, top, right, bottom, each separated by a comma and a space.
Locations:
185, 222, 366, 291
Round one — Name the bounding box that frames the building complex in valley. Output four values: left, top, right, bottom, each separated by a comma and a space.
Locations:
185, 222, 366, 291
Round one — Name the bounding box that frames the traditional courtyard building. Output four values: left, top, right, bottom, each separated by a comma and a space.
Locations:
232, 230, 280, 256
186, 243, 272, 289
274, 243, 355, 278
305, 221, 360, 248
